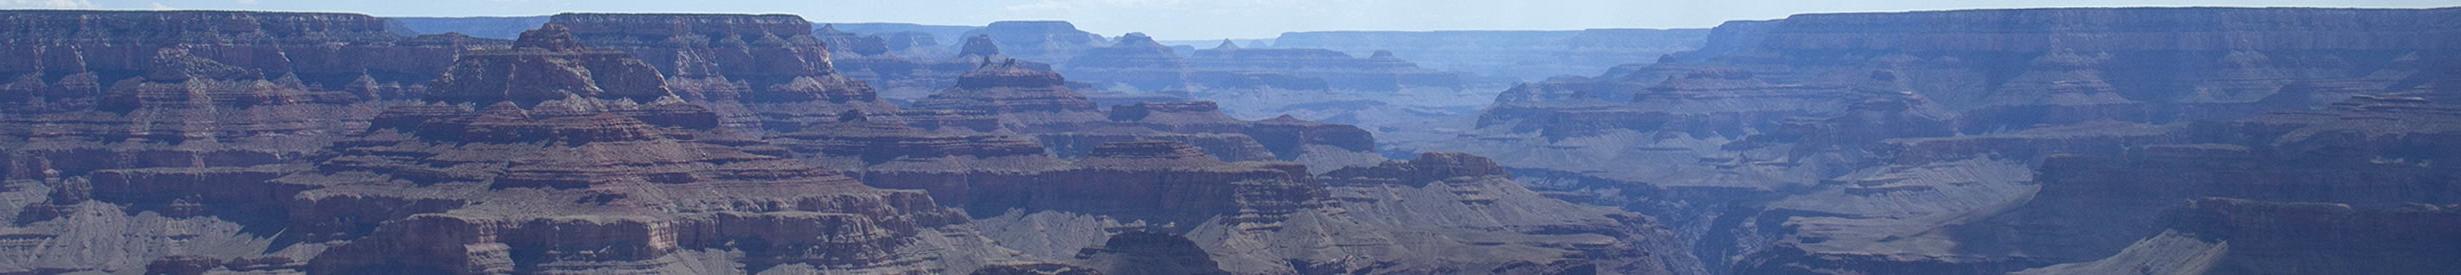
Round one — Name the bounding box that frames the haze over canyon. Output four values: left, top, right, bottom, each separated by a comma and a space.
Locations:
0, 3, 2456, 275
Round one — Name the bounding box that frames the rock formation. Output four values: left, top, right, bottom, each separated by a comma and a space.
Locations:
2015, 198, 2461, 275
960, 21, 1108, 66
1447, 7, 2461, 274
829, 34, 1059, 100
388, 16, 553, 39
1272, 29, 1711, 81
0, 10, 481, 184
546, 13, 893, 132
1061, 33, 1191, 91
305, 25, 1021, 274
907, 60, 1382, 167
1186, 43, 1464, 92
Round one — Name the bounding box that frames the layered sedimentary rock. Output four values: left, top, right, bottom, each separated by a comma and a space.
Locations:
775, 54, 1691, 273
289, 26, 1019, 274
1939, 95, 2461, 267
1, 9, 1714, 275
960, 21, 1108, 66
1185, 41, 1465, 92
546, 13, 894, 132
828, 33, 1057, 100
0, 10, 482, 183
1273, 29, 1711, 81
388, 16, 553, 39
1283, 153, 1705, 274
1055, 34, 1470, 93
945, 148, 1704, 274
1447, 7, 2461, 274
0, 11, 504, 274
2017, 198, 2461, 275
908, 61, 1381, 167
1061, 33, 1190, 91
818, 22, 980, 52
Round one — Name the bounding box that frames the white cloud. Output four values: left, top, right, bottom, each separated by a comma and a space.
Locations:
148, 2, 172, 10
0, 0, 97, 9
236, 0, 258, 4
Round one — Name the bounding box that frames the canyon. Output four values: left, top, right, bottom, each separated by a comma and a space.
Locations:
5, 5, 2459, 275
1450, 6, 2461, 275
2, 10, 1693, 275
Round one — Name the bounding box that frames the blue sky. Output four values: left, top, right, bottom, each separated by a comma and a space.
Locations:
9, 0, 2457, 39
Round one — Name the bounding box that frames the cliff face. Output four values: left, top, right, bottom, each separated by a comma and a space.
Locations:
961, 21, 1108, 66
2018, 198, 2461, 275
829, 34, 1057, 100
51, 26, 1018, 274
388, 16, 552, 39
546, 13, 893, 132
0, 10, 1705, 275
1057, 34, 1471, 93
1951, 95, 2461, 266
1446, 7, 2461, 274
1186, 43, 1465, 92
943, 149, 1705, 275
906, 60, 1379, 166
1272, 29, 1711, 81
0, 10, 480, 183
1061, 33, 1190, 91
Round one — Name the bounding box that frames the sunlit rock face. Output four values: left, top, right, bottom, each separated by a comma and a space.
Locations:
1446, 7, 2461, 274
275, 25, 1021, 274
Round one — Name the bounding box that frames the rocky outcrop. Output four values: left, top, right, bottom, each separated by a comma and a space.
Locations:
905, 60, 1379, 166
546, 13, 894, 132
1068, 232, 1229, 275
1448, 7, 2461, 274
0, 10, 478, 182
914, 60, 1106, 129
1052, 33, 1470, 93
932, 148, 1703, 275
1185, 41, 1466, 92
1272, 29, 1711, 81
282, 27, 1022, 274
1061, 33, 1190, 91
0, 11, 502, 274
1262, 152, 1704, 274
818, 22, 980, 54
961, 21, 1107, 66
1955, 95, 2461, 267
0, 9, 1715, 275
388, 16, 552, 39
2018, 198, 2461, 275
828, 34, 1057, 100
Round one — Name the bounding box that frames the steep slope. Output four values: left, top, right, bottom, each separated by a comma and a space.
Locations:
2017, 198, 2461, 275
547, 13, 895, 132
279, 25, 1026, 274
1446, 7, 2461, 274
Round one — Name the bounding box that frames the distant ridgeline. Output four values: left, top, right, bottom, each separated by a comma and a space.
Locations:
1, 10, 1703, 275
1450, 6, 2461, 275
391, 17, 1715, 94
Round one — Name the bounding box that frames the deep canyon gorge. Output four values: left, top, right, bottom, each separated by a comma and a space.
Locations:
1, 5, 2457, 275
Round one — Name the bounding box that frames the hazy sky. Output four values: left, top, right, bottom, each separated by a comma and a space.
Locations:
8, 0, 2456, 39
